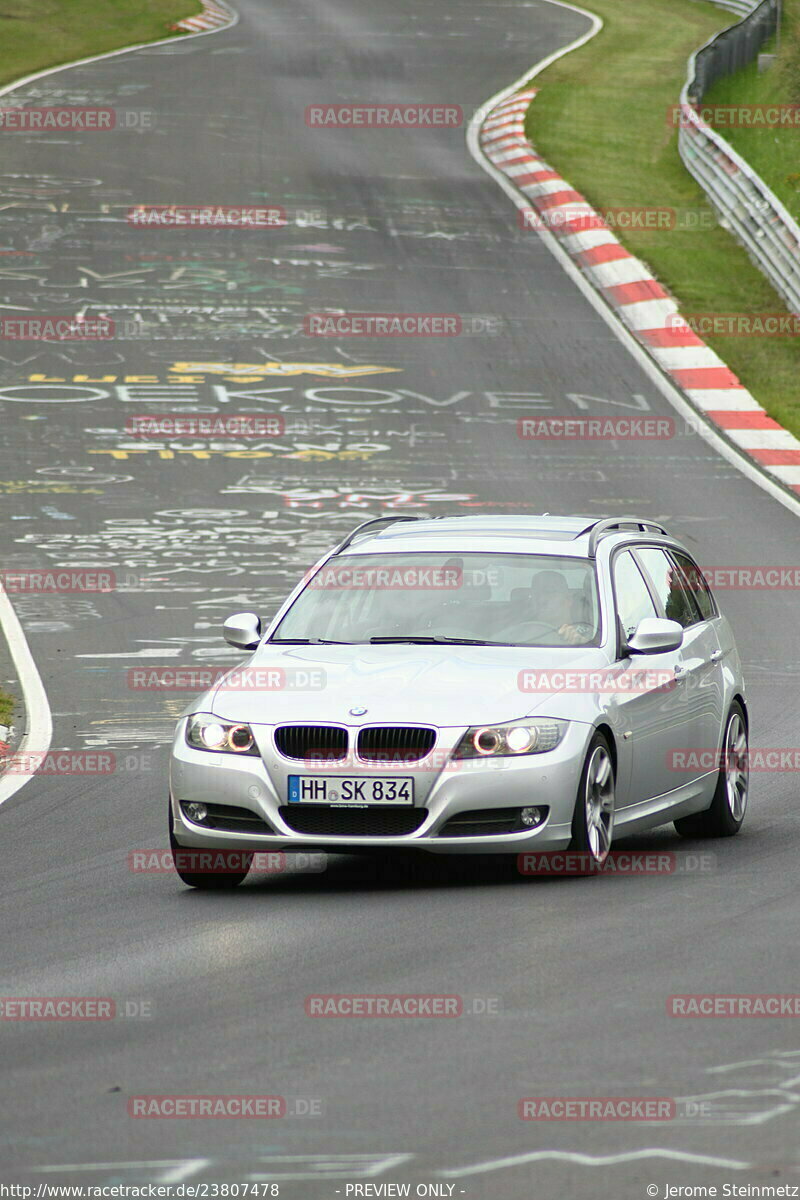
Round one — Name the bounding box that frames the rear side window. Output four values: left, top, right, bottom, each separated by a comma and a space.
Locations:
635, 547, 700, 629
613, 551, 657, 641
670, 551, 717, 621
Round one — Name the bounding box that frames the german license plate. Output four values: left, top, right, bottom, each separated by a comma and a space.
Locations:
288, 775, 414, 805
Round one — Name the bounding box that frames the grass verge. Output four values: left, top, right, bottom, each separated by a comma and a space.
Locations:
0, 0, 201, 89
0, 688, 14, 728
703, 0, 800, 223
524, 0, 800, 441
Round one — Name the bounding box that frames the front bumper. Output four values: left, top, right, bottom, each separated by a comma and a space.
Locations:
169, 719, 593, 855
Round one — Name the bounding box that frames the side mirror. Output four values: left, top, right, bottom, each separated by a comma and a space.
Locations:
223, 611, 262, 650
627, 617, 683, 655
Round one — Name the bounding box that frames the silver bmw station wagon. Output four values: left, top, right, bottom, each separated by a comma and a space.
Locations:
168, 514, 749, 887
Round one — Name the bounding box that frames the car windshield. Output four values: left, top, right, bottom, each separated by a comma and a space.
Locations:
272, 552, 601, 647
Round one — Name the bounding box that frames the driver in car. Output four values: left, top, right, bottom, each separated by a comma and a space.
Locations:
530, 571, 595, 645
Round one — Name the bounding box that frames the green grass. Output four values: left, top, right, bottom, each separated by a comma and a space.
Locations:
524, 0, 800, 441
703, 0, 800, 223
0, 689, 14, 728
0, 0, 201, 88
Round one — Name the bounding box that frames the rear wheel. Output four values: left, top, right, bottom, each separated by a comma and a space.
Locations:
169, 804, 252, 889
568, 732, 615, 872
674, 702, 748, 839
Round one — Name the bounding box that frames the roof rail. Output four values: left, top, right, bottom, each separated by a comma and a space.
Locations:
331, 514, 426, 555
586, 517, 670, 557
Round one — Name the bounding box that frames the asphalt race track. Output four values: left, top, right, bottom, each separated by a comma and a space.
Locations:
2, 1, 800, 1196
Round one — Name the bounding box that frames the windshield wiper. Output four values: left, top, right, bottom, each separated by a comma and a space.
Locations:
272, 635, 512, 646
369, 635, 507, 646
269, 638, 353, 645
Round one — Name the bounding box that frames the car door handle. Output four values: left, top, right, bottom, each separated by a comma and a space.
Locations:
675, 658, 714, 676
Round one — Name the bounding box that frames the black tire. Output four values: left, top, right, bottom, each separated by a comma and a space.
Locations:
168, 809, 252, 889
674, 701, 748, 839
567, 731, 616, 874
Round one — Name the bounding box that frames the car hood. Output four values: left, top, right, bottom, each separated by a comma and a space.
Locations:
208, 642, 611, 727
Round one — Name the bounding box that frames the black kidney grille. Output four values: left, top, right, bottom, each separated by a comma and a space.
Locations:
274, 725, 348, 762
279, 805, 427, 837
357, 726, 436, 763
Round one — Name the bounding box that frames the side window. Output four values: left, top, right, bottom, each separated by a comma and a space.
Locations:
635, 547, 700, 629
670, 551, 716, 621
613, 551, 658, 641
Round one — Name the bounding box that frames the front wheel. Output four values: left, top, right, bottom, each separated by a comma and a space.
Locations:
674, 702, 748, 839
568, 732, 615, 871
169, 808, 252, 889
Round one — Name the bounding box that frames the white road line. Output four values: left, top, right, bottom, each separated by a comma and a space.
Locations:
29, 1154, 415, 1180
30, 1162, 200, 1173
158, 1161, 212, 1184
0, 582, 52, 809
466, 0, 800, 520
439, 1147, 751, 1177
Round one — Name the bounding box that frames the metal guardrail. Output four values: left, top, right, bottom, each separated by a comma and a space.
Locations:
678, 0, 800, 316
690, 0, 776, 95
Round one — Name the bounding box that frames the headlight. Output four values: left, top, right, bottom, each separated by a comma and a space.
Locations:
452, 719, 567, 760
186, 713, 259, 756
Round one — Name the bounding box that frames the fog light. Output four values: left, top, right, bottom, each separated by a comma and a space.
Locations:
184, 802, 208, 823
520, 806, 543, 827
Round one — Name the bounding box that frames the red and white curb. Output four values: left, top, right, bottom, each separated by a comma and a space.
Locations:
173, 0, 233, 33
480, 88, 800, 498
